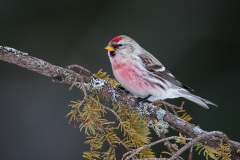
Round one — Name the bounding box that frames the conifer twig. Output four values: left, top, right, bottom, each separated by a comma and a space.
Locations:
91, 97, 121, 121
169, 131, 228, 160
123, 136, 192, 160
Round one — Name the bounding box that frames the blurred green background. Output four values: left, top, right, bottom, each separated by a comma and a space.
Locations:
0, 0, 240, 159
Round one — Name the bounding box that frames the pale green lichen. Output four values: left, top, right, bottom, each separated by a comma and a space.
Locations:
37, 59, 48, 69
1, 46, 28, 55
91, 78, 105, 89
148, 120, 169, 136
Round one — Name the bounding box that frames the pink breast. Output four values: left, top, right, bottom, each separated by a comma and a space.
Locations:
113, 62, 152, 90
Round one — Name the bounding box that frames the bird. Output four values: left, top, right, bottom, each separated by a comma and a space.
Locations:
104, 35, 217, 109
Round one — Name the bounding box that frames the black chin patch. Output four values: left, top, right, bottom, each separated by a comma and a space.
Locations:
110, 51, 116, 57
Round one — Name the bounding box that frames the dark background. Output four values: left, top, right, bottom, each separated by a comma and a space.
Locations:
0, 0, 240, 159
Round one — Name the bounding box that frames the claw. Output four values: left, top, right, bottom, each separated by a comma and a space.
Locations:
118, 86, 130, 93
136, 95, 152, 103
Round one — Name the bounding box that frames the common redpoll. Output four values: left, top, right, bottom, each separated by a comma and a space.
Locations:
105, 35, 217, 109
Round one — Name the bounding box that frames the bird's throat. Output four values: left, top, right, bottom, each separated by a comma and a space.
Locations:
112, 61, 126, 70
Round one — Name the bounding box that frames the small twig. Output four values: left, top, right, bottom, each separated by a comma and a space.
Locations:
90, 97, 137, 159
123, 136, 192, 160
69, 77, 78, 90
103, 132, 117, 160
168, 105, 179, 116
169, 131, 228, 160
155, 100, 183, 110
188, 145, 193, 160
160, 134, 177, 155
90, 133, 99, 152
67, 64, 91, 76
172, 102, 184, 115
80, 77, 88, 99
67, 65, 89, 98
90, 97, 121, 121
180, 101, 185, 108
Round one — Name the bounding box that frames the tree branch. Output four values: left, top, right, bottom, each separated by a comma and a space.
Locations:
1, 46, 240, 159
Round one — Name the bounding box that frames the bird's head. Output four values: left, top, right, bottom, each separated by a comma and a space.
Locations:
105, 35, 142, 62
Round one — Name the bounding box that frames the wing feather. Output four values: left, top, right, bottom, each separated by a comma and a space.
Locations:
139, 53, 194, 92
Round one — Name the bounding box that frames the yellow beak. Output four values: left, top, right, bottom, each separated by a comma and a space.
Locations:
104, 46, 115, 52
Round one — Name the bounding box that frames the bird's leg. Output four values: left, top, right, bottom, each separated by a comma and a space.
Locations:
136, 95, 152, 103
118, 85, 130, 93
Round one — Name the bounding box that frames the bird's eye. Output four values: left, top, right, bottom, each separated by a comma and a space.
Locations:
113, 43, 123, 49
117, 44, 123, 47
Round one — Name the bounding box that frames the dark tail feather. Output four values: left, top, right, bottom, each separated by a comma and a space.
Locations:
181, 92, 218, 109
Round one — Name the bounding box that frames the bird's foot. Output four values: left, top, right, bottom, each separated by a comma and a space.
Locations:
118, 86, 130, 93
136, 95, 152, 103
